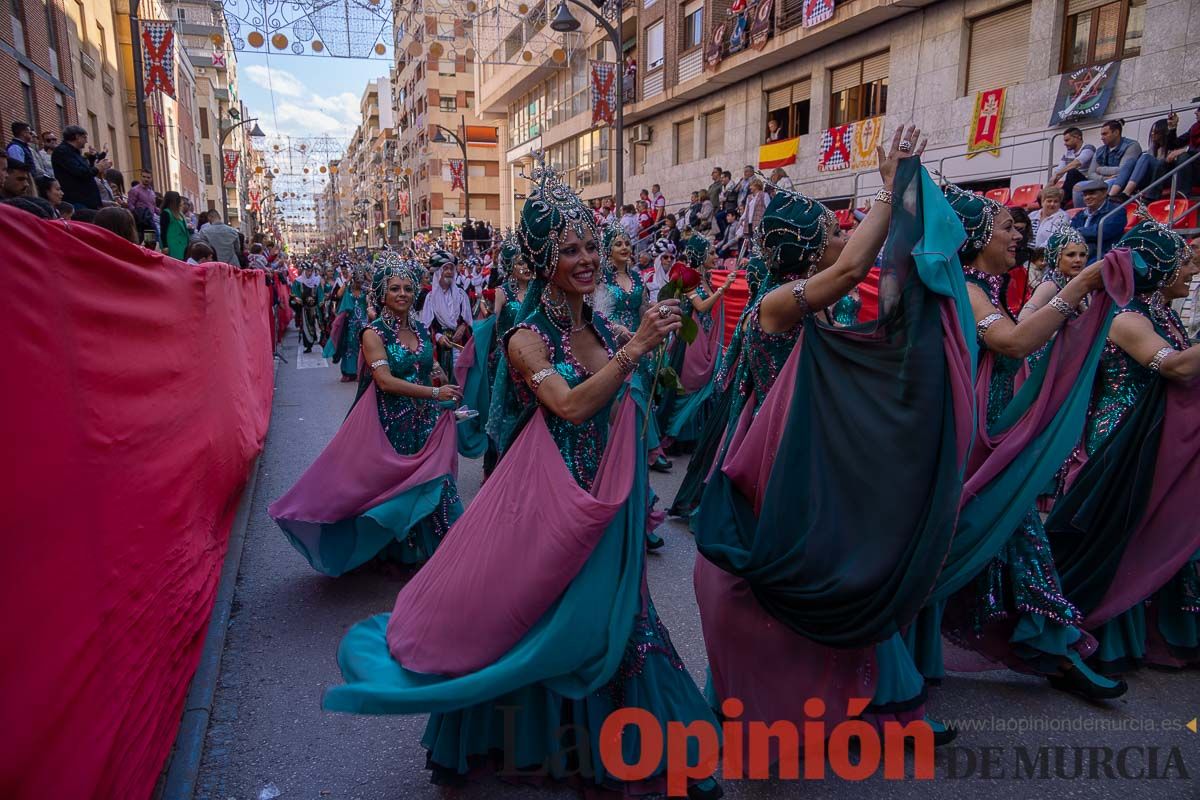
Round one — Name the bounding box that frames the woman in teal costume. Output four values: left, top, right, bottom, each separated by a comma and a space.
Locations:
323, 268, 372, 382
655, 235, 733, 450
353, 258, 463, 566
325, 155, 721, 798
479, 232, 533, 477
1048, 219, 1200, 673
907, 185, 1128, 701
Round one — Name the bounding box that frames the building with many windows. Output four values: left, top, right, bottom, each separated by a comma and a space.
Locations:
2, 0, 80, 158
63, 0, 133, 180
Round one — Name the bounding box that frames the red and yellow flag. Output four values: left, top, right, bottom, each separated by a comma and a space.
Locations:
758, 136, 799, 169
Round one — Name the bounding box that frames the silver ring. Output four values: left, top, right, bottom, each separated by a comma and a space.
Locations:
658, 305, 671, 318
898, 140, 913, 152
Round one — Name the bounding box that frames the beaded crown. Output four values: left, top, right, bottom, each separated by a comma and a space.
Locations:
681, 234, 712, 269
498, 229, 521, 275
370, 250, 424, 308
518, 149, 599, 279
943, 183, 1003, 264
601, 223, 629, 256
1118, 207, 1191, 293
753, 171, 837, 276
1045, 226, 1086, 274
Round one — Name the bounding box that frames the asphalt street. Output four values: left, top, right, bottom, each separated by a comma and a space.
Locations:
194, 337, 1200, 800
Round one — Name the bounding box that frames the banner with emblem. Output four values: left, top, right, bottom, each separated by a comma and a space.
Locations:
704, 21, 727, 71
966, 87, 1006, 158
449, 159, 465, 192
590, 61, 617, 126
803, 0, 835, 28
222, 150, 240, 185
818, 116, 882, 172
141, 21, 176, 98
1049, 60, 1120, 127
750, 0, 774, 50
399, 191, 410, 215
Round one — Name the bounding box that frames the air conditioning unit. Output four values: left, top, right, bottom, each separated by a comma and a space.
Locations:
631, 124, 652, 144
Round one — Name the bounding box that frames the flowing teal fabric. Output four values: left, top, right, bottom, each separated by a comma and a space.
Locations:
324, 387, 653, 714
456, 316, 495, 458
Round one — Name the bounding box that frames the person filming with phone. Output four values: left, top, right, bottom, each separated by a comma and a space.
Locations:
51, 125, 112, 211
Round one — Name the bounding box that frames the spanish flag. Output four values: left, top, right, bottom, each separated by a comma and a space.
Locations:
758, 136, 799, 169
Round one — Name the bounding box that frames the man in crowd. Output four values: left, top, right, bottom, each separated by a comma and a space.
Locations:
127, 170, 156, 215
769, 167, 795, 192
52, 126, 110, 210
651, 183, 666, 220
2, 158, 32, 199
1071, 180, 1125, 261
7, 122, 38, 180
619, 203, 639, 241
1087, 119, 1143, 204
736, 164, 755, 211
707, 167, 724, 232
720, 170, 739, 223
1050, 127, 1094, 207
198, 210, 244, 266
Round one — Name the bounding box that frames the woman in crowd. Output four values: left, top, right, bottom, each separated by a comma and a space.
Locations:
104, 169, 127, 207
92, 206, 138, 243
905, 185, 1131, 702
159, 191, 189, 260
324, 157, 721, 799
270, 254, 464, 576
34, 175, 63, 214
1048, 217, 1200, 674
323, 268, 373, 383
1031, 186, 1070, 249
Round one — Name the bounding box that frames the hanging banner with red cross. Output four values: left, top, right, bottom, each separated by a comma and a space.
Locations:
449, 159, 465, 192
249, 189, 261, 213
817, 116, 882, 172
590, 61, 617, 127
211, 50, 226, 68
142, 21, 176, 99
399, 191, 410, 215
222, 150, 240, 185
803, 0, 835, 27
817, 124, 851, 172
966, 87, 1006, 158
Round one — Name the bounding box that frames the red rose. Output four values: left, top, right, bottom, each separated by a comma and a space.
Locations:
482, 287, 496, 302
669, 261, 703, 291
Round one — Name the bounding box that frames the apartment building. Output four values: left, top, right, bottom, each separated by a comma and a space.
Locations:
624, 0, 1197, 207
1, 0, 79, 147
63, 0, 133, 178
392, 7, 502, 234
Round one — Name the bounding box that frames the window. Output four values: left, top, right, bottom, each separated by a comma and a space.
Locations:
829, 53, 888, 126
199, 108, 209, 138
704, 109, 724, 157
45, 0, 58, 77
965, 4, 1031, 94
1062, 0, 1143, 70
765, 78, 811, 138
647, 20, 664, 70
176, 8, 185, 21
87, 112, 99, 144
439, 59, 456, 77
439, 95, 457, 112
674, 118, 694, 165
18, 67, 37, 129
682, 0, 703, 51
97, 22, 104, 57
10, 0, 25, 55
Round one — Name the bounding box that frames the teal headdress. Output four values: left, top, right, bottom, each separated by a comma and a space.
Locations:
601, 224, 629, 256
681, 234, 712, 270
754, 174, 838, 277
369, 250, 423, 310
942, 183, 1003, 264
1044, 226, 1086, 277
1118, 210, 1190, 294
518, 151, 600, 279
498, 229, 521, 276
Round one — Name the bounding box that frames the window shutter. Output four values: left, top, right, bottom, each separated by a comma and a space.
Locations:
791, 78, 811, 103
966, 4, 1031, 94
1067, 0, 1110, 14
861, 51, 889, 83
705, 108, 725, 156
676, 118, 694, 163
767, 87, 792, 111
830, 63, 861, 93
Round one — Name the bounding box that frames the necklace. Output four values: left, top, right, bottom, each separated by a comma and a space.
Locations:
543, 286, 588, 332
381, 308, 415, 336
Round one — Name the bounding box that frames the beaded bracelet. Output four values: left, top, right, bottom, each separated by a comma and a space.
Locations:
369, 359, 388, 371
1148, 347, 1173, 373
530, 367, 556, 389
614, 347, 637, 375
977, 312, 1003, 341
1048, 296, 1074, 318
791, 279, 811, 316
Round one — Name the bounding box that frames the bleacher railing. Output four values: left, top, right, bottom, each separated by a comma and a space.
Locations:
1096, 149, 1200, 256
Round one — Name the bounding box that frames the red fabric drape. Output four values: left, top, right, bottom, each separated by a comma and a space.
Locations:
709, 268, 749, 347
0, 207, 274, 800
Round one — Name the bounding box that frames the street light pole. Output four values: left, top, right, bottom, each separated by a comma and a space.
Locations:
128, 0, 153, 173
433, 116, 469, 228
551, 0, 624, 205
218, 117, 263, 221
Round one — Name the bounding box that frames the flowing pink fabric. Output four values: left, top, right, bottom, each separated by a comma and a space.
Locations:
452, 326, 477, 385
387, 397, 637, 676
1088, 378, 1200, 626
942, 301, 978, 470
268, 384, 459, 526
963, 249, 1133, 494
0, 207, 272, 800
680, 311, 723, 392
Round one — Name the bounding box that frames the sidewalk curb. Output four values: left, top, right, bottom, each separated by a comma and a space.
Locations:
160, 447, 265, 800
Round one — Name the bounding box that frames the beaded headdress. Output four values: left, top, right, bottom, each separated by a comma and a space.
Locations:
498, 228, 521, 276
942, 183, 1003, 264
753, 171, 838, 276
1118, 207, 1191, 293
1044, 226, 1086, 275
518, 149, 599, 278
369, 250, 423, 309
601, 224, 629, 256
681, 234, 712, 270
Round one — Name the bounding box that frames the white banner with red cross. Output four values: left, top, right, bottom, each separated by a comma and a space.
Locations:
222, 150, 240, 185
590, 61, 617, 127
142, 21, 176, 99
449, 159, 465, 192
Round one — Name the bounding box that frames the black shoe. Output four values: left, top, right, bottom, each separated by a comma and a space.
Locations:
646, 532, 666, 551
650, 455, 673, 473
304, 346, 313, 353
1048, 667, 1128, 702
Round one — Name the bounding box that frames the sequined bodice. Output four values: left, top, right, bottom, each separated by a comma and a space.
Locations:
367, 317, 440, 454
606, 268, 645, 331
496, 282, 526, 336
511, 306, 619, 490
734, 294, 803, 418
966, 271, 1022, 427
347, 291, 370, 330
1084, 298, 1187, 455
830, 293, 861, 326
690, 283, 714, 332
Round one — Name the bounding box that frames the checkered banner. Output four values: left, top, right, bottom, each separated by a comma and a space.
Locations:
142, 21, 176, 98
803, 0, 835, 27
590, 61, 617, 127
817, 116, 881, 172
222, 150, 240, 185
449, 159, 465, 192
